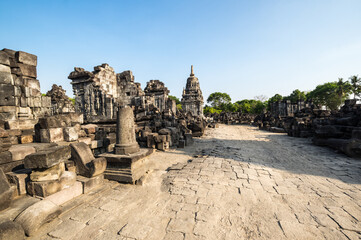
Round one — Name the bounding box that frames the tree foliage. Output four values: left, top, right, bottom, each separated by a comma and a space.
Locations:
306, 81, 351, 110
206, 92, 231, 109
236, 100, 266, 114
268, 94, 283, 103
69, 97, 75, 105
203, 105, 222, 114
283, 89, 306, 103
168, 95, 181, 105
349, 75, 361, 99
204, 75, 358, 115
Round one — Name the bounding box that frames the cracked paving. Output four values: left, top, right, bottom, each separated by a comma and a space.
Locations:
30, 125, 361, 240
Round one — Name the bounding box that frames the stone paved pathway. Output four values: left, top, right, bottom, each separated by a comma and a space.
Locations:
30, 125, 361, 240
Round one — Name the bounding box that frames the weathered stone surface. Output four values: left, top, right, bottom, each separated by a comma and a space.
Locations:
81, 124, 98, 134
0, 72, 13, 85
114, 106, 140, 155
46, 84, 75, 115
24, 146, 70, 169
8, 145, 36, 161
0, 168, 15, 211
0, 107, 16, 121
0, 64, 11, 73
0, 221, 25, 240
30, 162, 65, 182
90, 140, 103, 149
0, 84, 16, 106
77, 174, 104, 193
59, 171, 76, 189
15, 199, 61, 236
185, 133, 193, 145
45, 181, 82, 206
157, 141, 169, 151
6, 169, 31, 196
0, 160, 24, 174
144, 79, 169, 112
5, 119, 38, 130
100, 148, 153, 183
19, 135, 33, 144
17, 63, 36, 78
78, 137, 92, 145
38, 113, 82, 129
0, 151, 12, 164
2, 48, 16, 58
15, 51, 37, 66
26, 78, 40, 90
0, 51, 10, 66
16, 125, 361, 239
39, 128, 64, 143
27, 171, 76, 197
70, 142, 106, 178
63, 127, 78, 142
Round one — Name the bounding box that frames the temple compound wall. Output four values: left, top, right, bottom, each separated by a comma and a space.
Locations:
181, 65, 204, 117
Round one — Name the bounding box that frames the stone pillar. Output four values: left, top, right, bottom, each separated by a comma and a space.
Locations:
114, 106, 140, 155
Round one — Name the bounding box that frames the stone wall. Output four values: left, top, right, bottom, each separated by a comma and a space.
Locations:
0, 49, 51, 122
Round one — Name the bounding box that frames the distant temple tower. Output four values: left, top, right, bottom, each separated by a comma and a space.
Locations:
181, 65, 204, 117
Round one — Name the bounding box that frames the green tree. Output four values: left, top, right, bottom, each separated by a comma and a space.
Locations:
336, 78, 351, 106
235, 99, 266, 114
207, 92, 231, 109
268, 94, 283, 103
203, 105, 222, 114
284, 89, 306, 103
224, 102, 239, 112
253, 101, 267, 114
349, 75, 361, 99
168, 95, 181, 105
69, 97, 75, 105
307, 81, 350, 110
238, 101, 251, 113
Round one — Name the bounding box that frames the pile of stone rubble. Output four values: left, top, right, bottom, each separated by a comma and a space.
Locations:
0, 48, 207, 238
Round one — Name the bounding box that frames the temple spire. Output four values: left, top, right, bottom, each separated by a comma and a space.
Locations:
190, 65, 194, 76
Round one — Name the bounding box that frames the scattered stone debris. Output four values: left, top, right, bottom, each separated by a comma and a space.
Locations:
0, 49, 206, 237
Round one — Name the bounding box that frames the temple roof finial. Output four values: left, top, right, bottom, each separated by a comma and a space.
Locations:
190, 65, 194, 76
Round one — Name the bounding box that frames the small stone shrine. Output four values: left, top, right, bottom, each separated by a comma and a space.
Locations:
181, 65, 204, 117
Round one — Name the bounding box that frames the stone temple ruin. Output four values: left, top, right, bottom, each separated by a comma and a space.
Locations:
0, 48, 207, 238
181, 65, 204, 117
1, 48, 361, 239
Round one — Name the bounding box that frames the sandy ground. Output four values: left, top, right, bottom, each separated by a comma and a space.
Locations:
30, 125, 361, 240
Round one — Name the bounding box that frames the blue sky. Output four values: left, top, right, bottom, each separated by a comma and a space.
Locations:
1, 0, 360, 102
